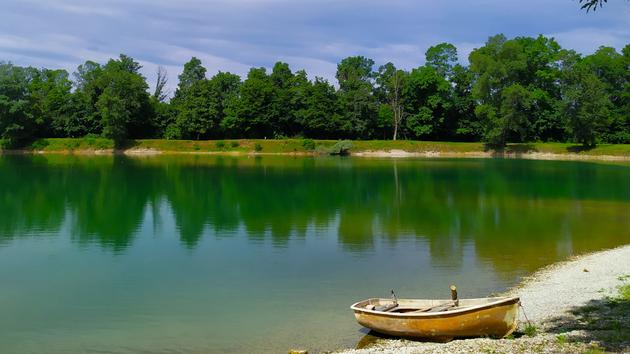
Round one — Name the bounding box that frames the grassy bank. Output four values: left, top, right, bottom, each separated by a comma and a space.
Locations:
2, 138, 630, 158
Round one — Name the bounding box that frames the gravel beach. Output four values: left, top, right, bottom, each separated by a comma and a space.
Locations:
338, 245, 630, 354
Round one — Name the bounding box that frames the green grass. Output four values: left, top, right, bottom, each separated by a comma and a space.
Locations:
12, 137, 115, 151
523, 323, 538, 337
618, 284, 630, 301
3, 138, 630, 158
556, 334, 568, 344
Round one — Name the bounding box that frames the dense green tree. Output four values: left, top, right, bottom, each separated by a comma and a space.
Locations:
294, 77, 342, 138
0, 63, 37, 146
450, 64, 481, 140
172, 80, 217, 139
336, 56, 378, 138
425, 43, 458, 78
174, 57, 207, 99
582, 47, 629, 142
28, 69, 73, 137
562, 64, 612, 147
223, 67, 277, 138
470, 34, 567, 145
403, 66, 451, 140
286, 69, 311, 137
0, 37, 628, 146
96, 55, 152, 144
172, 71, 241, 139
69, 61, 105, 136
269, 62, 297, 137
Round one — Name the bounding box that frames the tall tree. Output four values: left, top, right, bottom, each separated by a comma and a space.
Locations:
0, 63, 37, 146
425, 43, 458, 78
376, 63, 407, 140
294, 77, 342, 139
28, 68, 73, 137
175, 57, 206, 99
470, 34, 566, 145
562, 64, 612, 147
582, 46, 628, 142
269, 62, 296, 137
450, 64, 481, 141
223, 67, 276, 138
403, 66, 451, 140
153, 66, 169, 102
70, 60, 104, 136
336, 56, 377, 138
96, 55, 152, 145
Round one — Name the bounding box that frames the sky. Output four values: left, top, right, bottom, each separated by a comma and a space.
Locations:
1, 0, 629, 95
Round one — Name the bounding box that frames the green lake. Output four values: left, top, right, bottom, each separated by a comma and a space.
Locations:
0, 155, 629, 353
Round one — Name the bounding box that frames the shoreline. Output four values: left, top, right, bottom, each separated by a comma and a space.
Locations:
3, 147, 630, 163
2, 138, 630, 162
337, 245, 630, 353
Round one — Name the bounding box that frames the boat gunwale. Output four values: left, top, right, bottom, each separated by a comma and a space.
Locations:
350, 296, 520, 318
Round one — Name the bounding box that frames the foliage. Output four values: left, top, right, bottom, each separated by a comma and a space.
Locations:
301, 138, 316, 150
96, 55, 152, 145
0, 34, 629, 147
328, 140, 353, 155
254, 143, 262, 152
580, 0, 607, 12
562, 63, 612, 147
425, 43, 458, 78
336, 56, 378, 138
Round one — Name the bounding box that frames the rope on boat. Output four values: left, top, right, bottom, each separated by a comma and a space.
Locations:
519, 302, 533, 328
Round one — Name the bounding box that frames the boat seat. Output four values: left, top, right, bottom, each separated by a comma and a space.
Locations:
411, 302, 457, 313
374, 303, 398, 312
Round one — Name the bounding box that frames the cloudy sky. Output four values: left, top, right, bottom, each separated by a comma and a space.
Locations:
1, 0, 629, 94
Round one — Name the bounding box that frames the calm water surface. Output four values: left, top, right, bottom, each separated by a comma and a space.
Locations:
0, 155, 629, 353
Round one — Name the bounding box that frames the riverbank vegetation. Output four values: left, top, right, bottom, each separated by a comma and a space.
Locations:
5, 137, 630, 158
1, 35, 629, 149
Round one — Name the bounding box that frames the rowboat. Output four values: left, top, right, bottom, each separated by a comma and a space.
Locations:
350, 290, 520, 341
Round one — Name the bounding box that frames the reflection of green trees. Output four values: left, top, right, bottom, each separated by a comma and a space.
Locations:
65, 157, 158, 252
1, 155, 629, 276
0, 155, 67, 244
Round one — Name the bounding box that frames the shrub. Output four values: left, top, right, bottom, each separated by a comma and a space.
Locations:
215, 140, 225, 149
328, 140, 353, 155
164, 124, 182, 140
30, 139, 50, 150
64, 139, 80, 149
302, 139, 316, 151
230, 141, 239, 148
254, 143, 263, 152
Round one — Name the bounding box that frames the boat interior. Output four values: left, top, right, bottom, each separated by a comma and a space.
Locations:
353, 297, 514, 314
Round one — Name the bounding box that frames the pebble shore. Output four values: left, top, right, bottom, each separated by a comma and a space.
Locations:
337, 245, 630, 354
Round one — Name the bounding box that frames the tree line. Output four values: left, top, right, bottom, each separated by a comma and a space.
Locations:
1, 34, 629, 148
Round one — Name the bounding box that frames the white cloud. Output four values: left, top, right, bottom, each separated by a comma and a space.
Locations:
2, 0, 628, 97
548, 27, 630, 54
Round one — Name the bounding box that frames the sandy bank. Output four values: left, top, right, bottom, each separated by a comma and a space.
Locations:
4, 148, 630, 162
338, 245, 630, 354
353, 149, 630, 162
